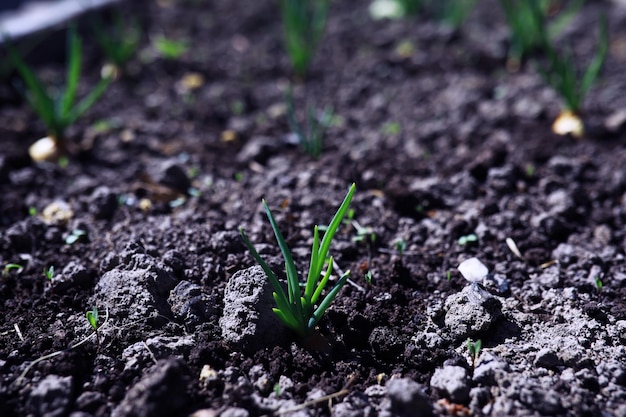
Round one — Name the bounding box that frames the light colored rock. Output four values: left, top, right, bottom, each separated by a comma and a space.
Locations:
430, 365, 471, 403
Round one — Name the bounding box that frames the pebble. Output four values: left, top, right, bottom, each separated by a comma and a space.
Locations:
430, 365, 471, 403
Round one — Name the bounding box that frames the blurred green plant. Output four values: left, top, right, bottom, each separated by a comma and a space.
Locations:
279, 0, 329, 77
93, 13, 141, 74
285, 86, 333, 159
7, 25, 112, 143
369, 0, 475, 27
498, 0, 583, 69
537, 16, 608, 116
153, 36, 188, 59
239, 183, 355, 337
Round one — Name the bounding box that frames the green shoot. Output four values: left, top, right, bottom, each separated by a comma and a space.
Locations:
93, 13, 140, 73
86, 306, 100, 344
44, 265, 54, 282
369, 0, 475, 27
498, 0, 583, 69
285, 86, 333, 159
65, 229, 86, 245
153, 36, 189, 59
239, 183, 356, 338
3, 263, 24, 277
467, 338, 482, 368
392, 237, 407, 257
594, 276, 603, 294
458, 234, 478, 246
364, 270, 373, 285
537, 16, 608, 115
279, 0, 329, 77
7, 25, 112, 143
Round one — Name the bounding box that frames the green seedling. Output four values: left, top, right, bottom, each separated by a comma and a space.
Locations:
392, 237, 407, 257
285, 86, 333, 159
279, 0, 329, 77
351, 221, 376, 245
7, 25, 112, 145
467, 338, 482, 368
381, 121, 401, 136
498, 0, 583, 69
240, 183, 356, 338
537, 16, 608, 131
594, 276, 603, 294
44, 265, 54, 282
364, 270, 373, 285
65, 229, 86, 245
28, 207, 38, 216
93, 13, 140, 74
3, 263, 24, 277
430, 0, 476, 29
86, 306, 100, 344
458, 233, 478, 246
153, 36, 189, 59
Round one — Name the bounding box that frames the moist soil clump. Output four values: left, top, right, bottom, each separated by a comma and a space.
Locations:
1, 0, 626, 416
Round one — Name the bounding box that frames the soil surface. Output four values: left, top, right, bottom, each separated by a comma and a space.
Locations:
1, 1, 626, 416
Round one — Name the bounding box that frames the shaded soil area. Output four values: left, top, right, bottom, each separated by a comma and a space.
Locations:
1, 0, 626, 416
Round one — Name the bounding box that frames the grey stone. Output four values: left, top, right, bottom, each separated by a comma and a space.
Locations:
519, 385, 564, 415
430, 365, 471, 403
27, 375, 73, 417
91, 243, 179, 331
220, 408, 249, 417
472, 352, 510, 386
219, 266, 287, 352
88, 186, 118, 220
385, 378, 433, 417
443, 284, 502, 341
154, 160, 191, 193
169, 280, 216, 330
112, 359, 190, 417
534, 348, 563, 369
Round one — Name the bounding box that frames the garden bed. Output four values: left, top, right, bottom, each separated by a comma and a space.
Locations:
1, 0, 626, 416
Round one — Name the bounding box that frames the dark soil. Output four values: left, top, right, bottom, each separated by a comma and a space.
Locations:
2, 0, 626, 416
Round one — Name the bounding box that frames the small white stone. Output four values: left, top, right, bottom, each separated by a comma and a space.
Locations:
458, 257, 489, 282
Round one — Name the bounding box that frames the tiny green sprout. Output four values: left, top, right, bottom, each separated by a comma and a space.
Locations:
240, 183, 355, 338
273, 382, 282, 396
65, 229, 86, 245
594, 276, 603, 294
234, 172, 244, 182
525, 163, 536, 177
3, 263, 24, 277
285, 86, 333, 159
467, 338, 482, 368
458, 234, 478, 246
44, 265, 55, 282
28, 207, 37, 217
446, 270, 452, 281
365, 270, 373, 285
86, 306, 100, 345
153, 36, 189, 59
392, 237, 407, 255
382, 121, 401, 136
58, 156, 69, 169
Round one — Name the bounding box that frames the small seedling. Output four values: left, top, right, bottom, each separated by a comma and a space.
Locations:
467, 338, 482, 368
594, 276, 603, 294
44, 265, 54, 282
7, 25, 112, 157
86, 306, 100, 344
65, 229, 86, 245
364, 270, 373, 285
240, 183, 355, 338
3, 263, 24, 277
537, 16, 608, 137
392, 237, 407, 257
279, 0, 330, 77
93, 13, 141, 75
458, 233, 478, 246
153, 36, 189, 59
285, 87, 333, 159
498, 0, 583, 69
351, 221, 376, 245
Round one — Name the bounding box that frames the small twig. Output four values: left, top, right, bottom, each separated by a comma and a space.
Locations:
277, 374, 356, 414
332, 259, 365, 293
14, 323, 24, 342
15, 307, 110, 386
142, 341, 158, 365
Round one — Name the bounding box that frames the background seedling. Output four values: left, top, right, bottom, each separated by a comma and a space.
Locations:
65, 229, 86, 245
93, 13, 141, 75
285, 86, 333, 159
498, 0, 583, 69
467, 338, 482, 368
458, 233, 478, 246
44, 265, 54, 283
153, 36, 189, 60
279, 0, 329, 77
86, 306, 100, 344
537, 16, 608, 137
3, 263, 24, 277
594, 275, 603, 294
7, 25, 112, 157
240, 184, 355, 338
